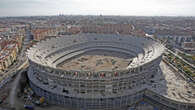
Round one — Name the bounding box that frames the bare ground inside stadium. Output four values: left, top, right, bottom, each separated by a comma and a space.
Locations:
57, 50, 133, 72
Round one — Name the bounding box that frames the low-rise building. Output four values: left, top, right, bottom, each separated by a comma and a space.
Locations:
32, 28, 59, 41
0, 41, 20, 71
155, 29, 193, 45
182, 42, 195, 51
81, 24, 133, 34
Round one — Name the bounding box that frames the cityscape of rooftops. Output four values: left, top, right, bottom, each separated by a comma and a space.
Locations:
0, 0, 195, 110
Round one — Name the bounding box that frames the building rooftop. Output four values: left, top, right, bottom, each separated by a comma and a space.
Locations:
0, 41, 17, 60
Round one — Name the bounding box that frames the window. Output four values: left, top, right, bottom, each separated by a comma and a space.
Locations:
73, 39, 77, 43
62, 89, 69, 94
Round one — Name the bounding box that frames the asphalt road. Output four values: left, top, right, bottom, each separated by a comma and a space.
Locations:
8, 29, 31, 108
9, 71, 22, 108
0, 28, 30, 109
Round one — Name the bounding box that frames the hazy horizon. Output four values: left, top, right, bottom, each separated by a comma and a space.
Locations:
0, 0, 195, 17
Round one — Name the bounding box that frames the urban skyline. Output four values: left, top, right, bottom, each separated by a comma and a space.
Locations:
0, 1, 195, 110
0, 0, 195, 17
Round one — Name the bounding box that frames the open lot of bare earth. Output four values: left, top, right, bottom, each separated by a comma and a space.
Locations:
150, 61, 195, 103
58, 50, 132, 72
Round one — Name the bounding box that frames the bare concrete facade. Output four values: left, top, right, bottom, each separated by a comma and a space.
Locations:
26, 34, 195, 109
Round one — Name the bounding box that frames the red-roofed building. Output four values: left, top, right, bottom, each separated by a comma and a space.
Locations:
32, 28, 58, 41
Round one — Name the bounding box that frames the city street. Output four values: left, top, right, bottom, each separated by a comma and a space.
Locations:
0, 27, 30, 109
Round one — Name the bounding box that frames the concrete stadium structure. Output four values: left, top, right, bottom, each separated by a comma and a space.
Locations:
26, 34, 195, 110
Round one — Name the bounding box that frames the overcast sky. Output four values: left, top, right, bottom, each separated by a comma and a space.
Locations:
0, 0, 195, 17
